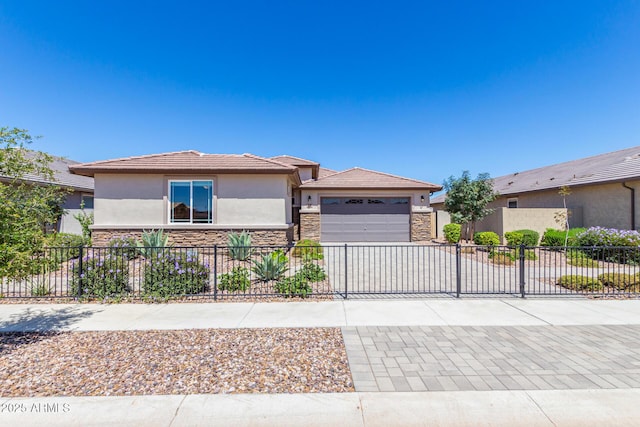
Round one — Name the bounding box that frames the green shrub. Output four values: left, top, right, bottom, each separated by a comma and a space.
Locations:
252, 250, 288, 282
513, 247, 538, 261
137, 229, 171, 258
541, 228, 586, 248
556, 275, 602, 291
292, 239, 324, 260
488, 250, 514, 265
443, 223, 461, 243
44, 233, 86, 263
504, 231, 524, 247
143, 251, 209, 298
108, 237, 139, 260
30, 282, 51, 297
597, 273, 639, 290
275, 274, 313, 298
576, 227, 640, 264
515, 229, 540, 246
228, 231, 252, 261
218, 266, 251, 292
298, 262, 326, 282
71, 254, 130, 299
473, 231, 500, 246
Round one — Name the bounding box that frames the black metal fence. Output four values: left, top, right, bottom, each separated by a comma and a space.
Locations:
2, 244, 640, 300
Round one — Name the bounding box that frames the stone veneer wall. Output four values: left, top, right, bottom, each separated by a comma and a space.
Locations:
299, 212, 320, 241
92, 227, 294, 247
411, 212, 434, 241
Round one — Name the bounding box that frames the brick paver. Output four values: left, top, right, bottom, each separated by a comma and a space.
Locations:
342, 325, 640, 392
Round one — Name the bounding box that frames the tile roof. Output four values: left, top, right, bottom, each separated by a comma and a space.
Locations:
318, 167, 338, 178
1, 151, 94, 191
270, 155, 319, 167
431, 146, 640, 204
300, 167, 442, 190
69, 151, 298, 176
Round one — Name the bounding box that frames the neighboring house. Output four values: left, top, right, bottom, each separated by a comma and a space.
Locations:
0, 153, 95, 235
69, 151, 441, 245
431, 146, 640, 238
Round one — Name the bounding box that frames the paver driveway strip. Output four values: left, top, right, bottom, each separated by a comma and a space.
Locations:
343, 324, 640, 392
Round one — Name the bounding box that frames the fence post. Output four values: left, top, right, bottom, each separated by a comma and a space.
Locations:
455, 243, 461, 298
344, 244, 348, 299
213, 245, 218, 301
77, 245, 84, 299
519, 243, 526, 298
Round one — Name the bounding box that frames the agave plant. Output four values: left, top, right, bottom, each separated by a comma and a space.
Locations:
228, 231, 252, 261
252, 250, 288, 282
137, 229, 171, 258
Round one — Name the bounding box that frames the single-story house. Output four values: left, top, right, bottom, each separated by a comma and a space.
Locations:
431, 146, 640, 238
69, 151, 441, 245
0, 153, 94, 235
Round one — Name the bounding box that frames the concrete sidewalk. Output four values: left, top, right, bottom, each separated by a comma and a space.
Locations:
3, 298, 640, 426
2, 298, 640, 331
3, 390, 640, 426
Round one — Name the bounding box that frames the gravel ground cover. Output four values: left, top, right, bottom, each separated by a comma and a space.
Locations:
0, 328, 353, 396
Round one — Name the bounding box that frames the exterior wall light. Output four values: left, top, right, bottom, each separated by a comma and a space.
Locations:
420, 195, 425, 204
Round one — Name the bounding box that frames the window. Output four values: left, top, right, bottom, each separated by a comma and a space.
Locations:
80, 194, 94, 209
507, 198, 518, 209
368, 199, 385, 204
345, 199, 364, 204
321, 198, 341, 205
169, 180, 213, 224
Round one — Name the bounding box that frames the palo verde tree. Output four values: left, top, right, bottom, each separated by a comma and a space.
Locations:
443, 171, 497, 242
0, 126, 69, 278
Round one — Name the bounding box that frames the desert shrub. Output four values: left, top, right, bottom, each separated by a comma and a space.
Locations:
143, 251, 209, 298
292, 239, 324, 260
541, 228, 586, 248
218, 266, 251, 292
252, 250, 288, 282
71, 254, 130, 299
275, 274, 313, 298
137, 229, 171, 258
513, 248, 538, 261
597, 273, 640, 290
298, 262, 326, 282
488, 250, 514, 265
576, 227, 640, 264
108, 237, 139, 260
515, 229, 540, 246
473, 231, 500, 247
556, 275, 602, 291
443, 223, 461, 243
228, 231, 252, 261
44, 233, 86, 264
504, 231, 524, 247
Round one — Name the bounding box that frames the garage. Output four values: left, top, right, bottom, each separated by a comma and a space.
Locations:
320, 197, 410, 242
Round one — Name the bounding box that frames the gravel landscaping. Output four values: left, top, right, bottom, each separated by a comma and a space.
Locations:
0, 328, 353, 396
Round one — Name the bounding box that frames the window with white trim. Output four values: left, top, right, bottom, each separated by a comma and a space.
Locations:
169, 180, 213, 224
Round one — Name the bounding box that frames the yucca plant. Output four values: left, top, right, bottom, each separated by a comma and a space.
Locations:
137, 229, 171, 258
228, 231, 252, 261
252, 250, 288, 282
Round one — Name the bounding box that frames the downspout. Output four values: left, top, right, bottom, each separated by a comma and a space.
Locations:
622, 182, 636, 230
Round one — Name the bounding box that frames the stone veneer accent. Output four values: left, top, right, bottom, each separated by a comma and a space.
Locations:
299, 212, 320, 241
92, 227, 294, 247
411, 212, 434, 241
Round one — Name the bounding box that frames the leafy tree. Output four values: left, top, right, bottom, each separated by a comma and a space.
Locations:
443, 171, 497, 242
0, 126, 69, 278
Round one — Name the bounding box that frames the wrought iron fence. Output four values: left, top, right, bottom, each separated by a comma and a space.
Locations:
1, 244, 640, 300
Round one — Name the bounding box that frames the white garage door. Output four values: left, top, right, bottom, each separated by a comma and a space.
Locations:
320, 197, 410, 242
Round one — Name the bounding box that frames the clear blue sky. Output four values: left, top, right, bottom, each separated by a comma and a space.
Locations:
1, 1, 639, 187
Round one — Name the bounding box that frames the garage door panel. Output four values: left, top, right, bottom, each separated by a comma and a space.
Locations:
321, 213, 410, 242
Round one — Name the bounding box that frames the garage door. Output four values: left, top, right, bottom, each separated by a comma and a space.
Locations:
320, 197, 410, 242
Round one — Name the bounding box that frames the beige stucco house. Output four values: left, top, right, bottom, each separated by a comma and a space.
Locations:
431, 146, 640, 239
69, 151, 441, 245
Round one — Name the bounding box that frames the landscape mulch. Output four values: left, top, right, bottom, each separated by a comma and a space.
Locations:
0, 328, 353, 397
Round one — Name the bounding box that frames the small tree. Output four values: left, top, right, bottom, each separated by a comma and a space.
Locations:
558, 186, 572, 248
0, 126, 69, 278
443, 171, 497, 242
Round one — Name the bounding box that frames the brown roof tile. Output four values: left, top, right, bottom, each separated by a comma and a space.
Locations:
318, 167, 338, 178
270, 155, 319, 167
431, 145, 640, 204
300, 167, 442, 190
69, 151, 298, 176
